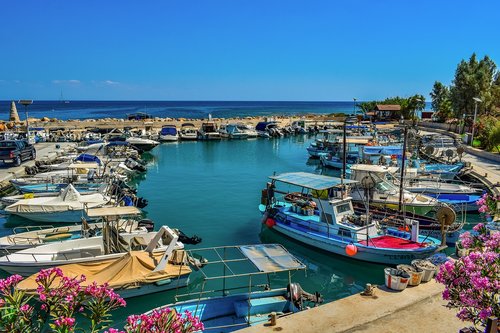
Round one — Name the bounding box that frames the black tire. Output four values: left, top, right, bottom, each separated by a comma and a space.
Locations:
14, 156, 21, 167
31, 149, 36, 160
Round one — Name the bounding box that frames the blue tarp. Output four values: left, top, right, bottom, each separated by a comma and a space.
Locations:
256, 122, 277, 131
75, 154, 102, 165
160, 127, 177, 135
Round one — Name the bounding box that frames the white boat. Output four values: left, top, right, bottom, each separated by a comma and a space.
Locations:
179, 123, 198, 141
218, 124, 230, 138
0, 219, 144, 252
198, 122, 221, 140
16, 225, 192, 299
0, 207, 184, 276
226, 124, 248, 140
349, 164, 441, 216
144, 244, 322, 332
259, 172, 442, 265
159, 125, 179, 142
4, 184, 110, 223
236, 123, 258, 138
126, 137, 160, 151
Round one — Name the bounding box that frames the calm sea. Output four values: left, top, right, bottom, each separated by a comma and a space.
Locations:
3, 100, 361, 120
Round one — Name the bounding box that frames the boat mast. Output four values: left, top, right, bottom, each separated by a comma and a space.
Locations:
398, 126, 408, 213
341, 120, 347, 197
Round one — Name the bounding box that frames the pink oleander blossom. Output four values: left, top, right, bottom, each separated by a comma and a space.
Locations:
436, 224, 499, 329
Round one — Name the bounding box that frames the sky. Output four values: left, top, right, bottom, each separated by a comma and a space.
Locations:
0, 0, 499, 101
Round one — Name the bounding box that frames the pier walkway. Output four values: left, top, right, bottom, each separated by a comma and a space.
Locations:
0, 142, 75, 183
240, 280, 464, 333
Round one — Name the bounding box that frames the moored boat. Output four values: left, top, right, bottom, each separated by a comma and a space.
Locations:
0, 207, 184, 276
143, 244, 322, 332
159, 125, 179, 142
259, 172, 441, 265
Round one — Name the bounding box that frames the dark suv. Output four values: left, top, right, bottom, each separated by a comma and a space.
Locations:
0, 140, 36, 166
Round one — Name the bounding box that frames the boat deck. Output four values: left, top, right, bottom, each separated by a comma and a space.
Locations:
358, 236, 426, 249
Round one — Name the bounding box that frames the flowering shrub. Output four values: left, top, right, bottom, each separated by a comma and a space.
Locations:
436, 223, 500, 328
105, 307, 204, 333
475, 192, 499, 219
0, 267, 126, 333
0, 268, 204, 333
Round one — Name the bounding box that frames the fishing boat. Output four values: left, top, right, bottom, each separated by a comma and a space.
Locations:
144, 244, 322, 332
4, 184, 110, 223
179, 123, 198, 140
159, 125, 179, 142
16, 226, 192, 299
348, 164, 441, 216
259, 172, 441, 265
198, 121, 221, 140
0, 207, 185, 276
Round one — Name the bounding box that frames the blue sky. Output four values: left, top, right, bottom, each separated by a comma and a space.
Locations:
1, 0, 499, 101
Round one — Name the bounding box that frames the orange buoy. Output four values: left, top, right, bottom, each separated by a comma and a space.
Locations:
265, 218, 276, 228
346, 244, 358, 256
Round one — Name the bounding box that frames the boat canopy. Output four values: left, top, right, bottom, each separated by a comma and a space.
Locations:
363, 146, 402, 156
87, 206, 141, 217
256, 122, 277, 131
187, 244, 305, 281
17, 251, 192, 293
270, 172, 357, 190
75, 154, 102, 165
160, 126, 177, 135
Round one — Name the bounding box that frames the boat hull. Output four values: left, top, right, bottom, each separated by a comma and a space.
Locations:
267, 223, 437, 265
7, 209, 96, 224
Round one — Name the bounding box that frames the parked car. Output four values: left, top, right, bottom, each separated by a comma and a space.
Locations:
0, 140, 36, 166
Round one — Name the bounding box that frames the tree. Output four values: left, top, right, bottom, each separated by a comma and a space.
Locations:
450, 53, 499, 117
430, 81, 453, 121
356, 101, 377, 115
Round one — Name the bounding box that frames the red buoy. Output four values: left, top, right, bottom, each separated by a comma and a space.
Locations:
346, 244, 358, 256
265, 218, 276, 228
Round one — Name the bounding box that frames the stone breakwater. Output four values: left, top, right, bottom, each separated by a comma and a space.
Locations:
25, 115, 346, 131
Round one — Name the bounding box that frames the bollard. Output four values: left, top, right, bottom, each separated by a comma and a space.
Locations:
269, 312, 277, 326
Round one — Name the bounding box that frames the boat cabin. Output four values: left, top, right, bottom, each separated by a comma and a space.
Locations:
265, 172, 380, 243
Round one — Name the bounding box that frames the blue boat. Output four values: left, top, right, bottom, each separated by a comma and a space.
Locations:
145, 244, 322, 332
259, 172, 442, 265
425, 193, 481, 212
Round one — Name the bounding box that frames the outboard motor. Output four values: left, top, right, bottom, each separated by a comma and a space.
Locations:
287, 283, 323, 310
138, 219, 155, 232
175, 229, 202, 245
136, 197, 148, 208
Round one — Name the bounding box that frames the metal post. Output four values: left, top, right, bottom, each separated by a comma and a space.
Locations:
398, 126, 408, 213
18, 100, 33, 142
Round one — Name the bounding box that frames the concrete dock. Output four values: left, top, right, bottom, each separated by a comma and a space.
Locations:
239, 280, 465, 333
0, 142, 75, 183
